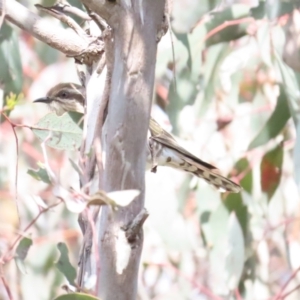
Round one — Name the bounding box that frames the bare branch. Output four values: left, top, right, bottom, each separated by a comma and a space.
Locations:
48, 1, 91, 21
1, 0, 103, 65
35, 4, 88, 39
0, 270, 13, 300
83, 4, 107, 32
124, 208, 149, 243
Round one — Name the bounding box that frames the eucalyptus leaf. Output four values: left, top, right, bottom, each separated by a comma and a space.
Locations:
27, 164, 51, 184
205, 4, 251, 47
55, 243, 77, 286
87, 189, 140, 210
15, 237, 33, 274
251, 1, 294, 20
275, 51, 300, 124
248, 86, 290, 149
207, 203, 229, 246
69, 158, 83, 176
224, 193, 248, 239
233, 158, 252, 194
260, 143, 283, 202
32, 112, 83, 150
225, 212, 245, 290
54, 293, 100, 300
0, 22, 23, 95
197, 43, 230, 116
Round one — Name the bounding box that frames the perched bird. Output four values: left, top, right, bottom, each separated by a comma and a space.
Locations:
34, 83, 241, 193
33, 83, 85, 116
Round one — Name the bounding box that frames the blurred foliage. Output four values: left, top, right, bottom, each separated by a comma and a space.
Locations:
2, 0, 300, 299
55, 243, 77, 286
0, 22, 23, 96
27, 162, 51, 184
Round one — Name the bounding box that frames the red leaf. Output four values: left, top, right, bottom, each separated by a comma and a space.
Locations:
260, 144, 283, 202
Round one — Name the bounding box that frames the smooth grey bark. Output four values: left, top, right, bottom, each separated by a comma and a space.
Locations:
95, 1, 165, 299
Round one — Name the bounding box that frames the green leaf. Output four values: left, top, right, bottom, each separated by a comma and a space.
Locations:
248, 86, 290, 149
233, 158, 252, 194
205, 5, 251, 47
251, 1, 294, 20
274, 51, 300, 124
207, 203, 230, 246
69, 158, 83, 176
55, 243, 77, 286
0, 22, 23, 96
224, 193, 248, 239
27, 163, 51, 184
260, 143, 283, 202
54, 293, 100, 300
172, 0, 218, 33
16, 237, 33, 260
167, 68, 199, 134
225, 212, 245, 290
32, 112, 83, 150
174, 33, 192, 70
15, 237, 33, 274
197, 43, 230, 116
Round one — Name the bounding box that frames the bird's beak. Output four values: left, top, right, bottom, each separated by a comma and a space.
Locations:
33, 97, 52, 104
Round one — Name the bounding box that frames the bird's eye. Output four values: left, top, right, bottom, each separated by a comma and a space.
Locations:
60, 91, 68, 98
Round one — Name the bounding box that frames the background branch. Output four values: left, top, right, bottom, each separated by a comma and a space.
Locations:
1, 0, 99, 62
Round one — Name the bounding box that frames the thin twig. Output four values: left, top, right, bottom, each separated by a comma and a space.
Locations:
78, 27, 113, 284
1, 112, 20, 225
280, 283, 300, 299
79, 26, 114, 293
35, 4, 88, 40
77, 32, 109, 284
52, 2, 91, 21
234, 288, 243, 300
273, 266, 300, 300
87, 208, 100, 295
203, 17, 254, 43
92, 26, 113, 185
0, 269, 13, 300
0, 200, 62, 264
83, 4, 106, 32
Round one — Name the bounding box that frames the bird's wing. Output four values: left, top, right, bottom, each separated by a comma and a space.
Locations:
149, 118, 241, 193
149, 117, 217, 170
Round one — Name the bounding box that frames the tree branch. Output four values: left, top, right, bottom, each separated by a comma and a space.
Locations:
1, 0, 103, 65
80, 0, 115, 25
124, 208, 149, 243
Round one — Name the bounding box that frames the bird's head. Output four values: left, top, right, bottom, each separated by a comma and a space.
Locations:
33, 83, 85, 116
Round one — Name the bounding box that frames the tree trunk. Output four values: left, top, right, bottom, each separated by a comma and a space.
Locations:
1, 0, 166, 298
96, 1, 165, 299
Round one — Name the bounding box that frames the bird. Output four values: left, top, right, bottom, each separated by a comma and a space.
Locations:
33, 83, 241, 193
